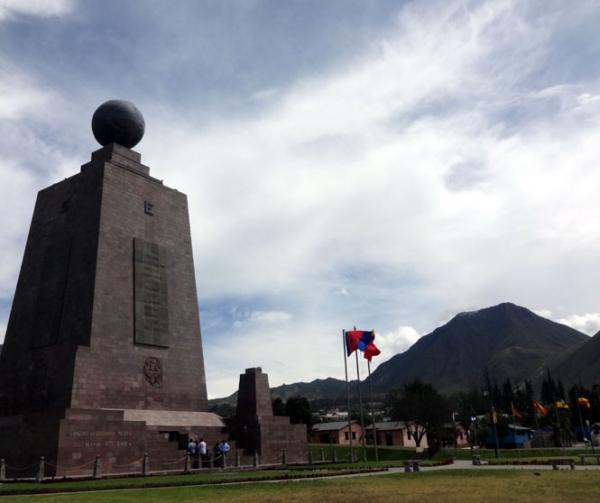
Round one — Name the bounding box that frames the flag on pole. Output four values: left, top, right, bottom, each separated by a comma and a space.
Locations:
363, 341, 380, 362
533, 400, 549, 416
345, 330, 375, 356
577, 397, 591, 409
556, 399, 569, 409
511, 402, 522, 419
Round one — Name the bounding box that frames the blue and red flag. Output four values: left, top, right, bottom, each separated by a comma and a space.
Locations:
345, 330, 375, 356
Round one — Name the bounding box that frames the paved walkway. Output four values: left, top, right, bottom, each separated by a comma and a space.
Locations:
288, 459, 600, 483
402, 459, 600, 472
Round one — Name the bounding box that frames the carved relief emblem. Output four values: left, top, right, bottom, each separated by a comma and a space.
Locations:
143, 357, 163, 387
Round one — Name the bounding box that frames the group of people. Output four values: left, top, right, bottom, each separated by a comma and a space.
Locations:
187, 438, 230, 468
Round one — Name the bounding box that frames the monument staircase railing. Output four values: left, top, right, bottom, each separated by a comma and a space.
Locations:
0, 447, 310, 482
0, 444, 369, 482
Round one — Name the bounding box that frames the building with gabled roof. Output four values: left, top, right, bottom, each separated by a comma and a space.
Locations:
365, 421, 428, 448
309, 420, 362, 444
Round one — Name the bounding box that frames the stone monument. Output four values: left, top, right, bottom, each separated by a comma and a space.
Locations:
0, 101, 307, 476
228, 368, 308, 464
0, 101, 226, 476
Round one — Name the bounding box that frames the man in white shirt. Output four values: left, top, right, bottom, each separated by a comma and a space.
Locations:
198, 438, 207, 468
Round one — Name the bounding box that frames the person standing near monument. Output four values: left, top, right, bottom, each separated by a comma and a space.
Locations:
220, 439, 230, 467
212, 442, 222, 468
198, 438, 207, 468
188, 438, 197, 463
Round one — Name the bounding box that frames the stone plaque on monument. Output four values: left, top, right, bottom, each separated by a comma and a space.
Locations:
134, 238, 169, 347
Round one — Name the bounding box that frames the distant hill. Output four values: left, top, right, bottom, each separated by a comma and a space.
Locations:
209, 303, 597, 407
209, 377, 349, 407
270, 378, 349, 401
369, 303, 589, 394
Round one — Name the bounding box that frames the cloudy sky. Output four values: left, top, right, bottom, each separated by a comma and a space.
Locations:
1, 0, 600, 399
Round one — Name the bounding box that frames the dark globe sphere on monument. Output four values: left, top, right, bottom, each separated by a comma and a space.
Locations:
91, 100, 145, 149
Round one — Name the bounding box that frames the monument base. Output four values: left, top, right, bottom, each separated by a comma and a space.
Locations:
0, 408, 226, 477
0, 368, 311, 478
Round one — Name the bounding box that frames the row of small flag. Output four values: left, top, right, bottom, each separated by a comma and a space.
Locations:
555, 397, 591, 409
345, 330, 381, 362
510, 397, 591, 419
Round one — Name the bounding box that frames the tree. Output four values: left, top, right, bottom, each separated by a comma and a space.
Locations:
491, 378, 502, 411
209, 402, 236, 419
540, 369, 557, 405
348, 407, 373, 426
592, 384, 600, 424
523, 379, 535, 427
285, 396, 314, 427
501, 378, 514, 415
557, 380, 566, 401
272, 397, 286, 416
568, 383, 593, 442
548, 404, 573, 447
385, 380, 449, 448
451, 384, 487, 436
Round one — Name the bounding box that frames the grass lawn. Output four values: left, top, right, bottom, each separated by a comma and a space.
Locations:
2, 470, 600, 502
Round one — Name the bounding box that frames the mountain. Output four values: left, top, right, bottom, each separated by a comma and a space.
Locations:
548, 329, 600, 386
209, 378, 349, 407
369, 303, 589, 394
270, 378, 349, 401
209, 302, 598, 406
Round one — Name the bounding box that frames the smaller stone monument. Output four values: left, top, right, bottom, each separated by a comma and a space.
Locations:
228, 368, 308, 464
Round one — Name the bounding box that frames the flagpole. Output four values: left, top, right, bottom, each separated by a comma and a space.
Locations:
484, 367, 499, 458
548, 368, 565, 452
451, 410, 457, 456
354, 349, 367, 462
576, 397, 587, 450
554, 399, 565, 452
533, 404, 543, 448
512, 409, 520, 458
342, 329, 354, 462
367, 360, 378, 461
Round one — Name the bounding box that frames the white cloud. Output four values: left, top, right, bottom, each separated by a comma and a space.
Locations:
91, 1, 600, 395
533, 309, 553, 320
556, 314, 600, 336
233, 311, 292, 328
0, 0, 74, 20
0, 63, 53, 120
2, 1, 600, 398
375, 326, 423, 364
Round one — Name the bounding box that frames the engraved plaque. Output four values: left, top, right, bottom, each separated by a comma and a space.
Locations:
134, 239, 169, 347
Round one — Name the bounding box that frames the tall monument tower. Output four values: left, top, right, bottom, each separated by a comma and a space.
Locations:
0, 101, 223, 475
